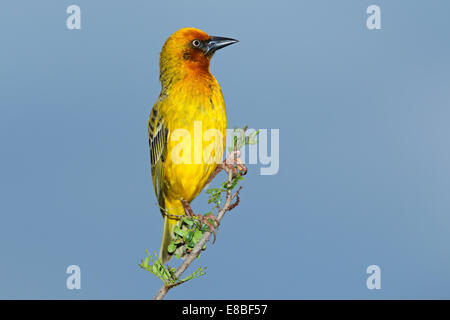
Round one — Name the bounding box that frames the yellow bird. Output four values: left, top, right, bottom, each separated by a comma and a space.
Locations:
148, 28, 238, 263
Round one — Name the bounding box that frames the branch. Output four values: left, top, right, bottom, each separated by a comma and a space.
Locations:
153, 169, 239, 300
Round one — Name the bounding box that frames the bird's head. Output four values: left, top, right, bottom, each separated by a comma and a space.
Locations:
159, 28, 238, 83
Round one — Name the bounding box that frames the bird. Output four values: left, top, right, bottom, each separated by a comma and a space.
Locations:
148, 28, 238, 263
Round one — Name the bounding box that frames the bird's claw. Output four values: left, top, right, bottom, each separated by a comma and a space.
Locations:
223, 150, 247, 176
204, 151, 246, 186
196, 213, 219, 244
181, 199, 219, 243
181, 199, 194, 217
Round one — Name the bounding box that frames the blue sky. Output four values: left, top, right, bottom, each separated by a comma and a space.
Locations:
1, 0, 450, 299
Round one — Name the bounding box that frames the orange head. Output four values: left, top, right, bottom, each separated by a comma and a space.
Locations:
159, 28, 238, 86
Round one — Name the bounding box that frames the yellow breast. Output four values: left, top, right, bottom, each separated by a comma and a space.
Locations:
161, 76, 227, 202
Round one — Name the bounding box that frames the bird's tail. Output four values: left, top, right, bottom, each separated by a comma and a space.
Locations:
159, 200, 185, 264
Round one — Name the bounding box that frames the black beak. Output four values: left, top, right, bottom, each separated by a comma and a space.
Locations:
205, 36, 238, 55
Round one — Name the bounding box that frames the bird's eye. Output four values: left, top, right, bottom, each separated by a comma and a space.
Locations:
192, 39, 201, 47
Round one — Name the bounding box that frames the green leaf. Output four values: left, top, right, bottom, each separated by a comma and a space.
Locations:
206, 188, 219, 194
182, 217, 194, 226
174, 227, 186, 237
248, 130, 259, 144
187, 231, 195, 242
167, 242, 177, 253
201, 224, 211, 232
193, 230, 203, 242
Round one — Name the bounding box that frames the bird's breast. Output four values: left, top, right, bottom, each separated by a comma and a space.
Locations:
162, 79, 227, 201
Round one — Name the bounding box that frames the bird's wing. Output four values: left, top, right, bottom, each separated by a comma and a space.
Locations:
148, 103, 169, 213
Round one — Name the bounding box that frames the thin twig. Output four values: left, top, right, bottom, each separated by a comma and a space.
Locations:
153, 169, 240, 300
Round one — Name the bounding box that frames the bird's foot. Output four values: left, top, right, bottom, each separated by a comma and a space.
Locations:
180, 199, 220, 243
205, 151, 247, 186
223, 150, 247, 176
180, 199, 195, 217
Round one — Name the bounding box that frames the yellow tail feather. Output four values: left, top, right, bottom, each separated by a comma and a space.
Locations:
159, 201, 185, 264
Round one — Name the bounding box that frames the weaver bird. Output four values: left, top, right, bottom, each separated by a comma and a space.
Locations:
148, 28, 238, 263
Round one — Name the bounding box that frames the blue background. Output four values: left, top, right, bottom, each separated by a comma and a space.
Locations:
1, 0, 450, 299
